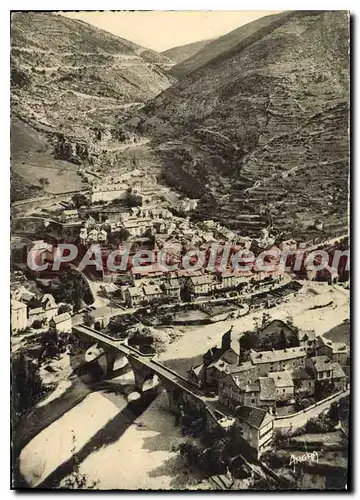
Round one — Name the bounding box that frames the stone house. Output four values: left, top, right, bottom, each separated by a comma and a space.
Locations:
162, 280, 181, 300
220, 326, 241, 365
61, 209, 79, 224
291, 367, 316, 397
315, 336, 349, 366
268, 370, 294, 401
218, 372, 245, 410
219, 271, 250, 290
27, 294, 59, 327
258, 377, 277, 409
298, 329, 316, 354
332, 363, 347, 392
143, 285, 163, 303
331, 343, 349, 366
234, 406, 274, 460
306, 356, 334, 381
11, 299, 27, 333
49, 312, 72, 333
186, 275, 215, 297
306, 356, 347, 390
124, 286, 144, 308
91, 183, 129, 203
249, 347, 306, 376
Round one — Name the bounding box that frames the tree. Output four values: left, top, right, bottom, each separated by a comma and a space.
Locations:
253, 316, 261, 332
82, 311, 94, 327
58, 303, 72, 315
72, 193, 89, 208
32, 319, 45, 329
278, 329, 288, 349
107, 229, 130, 247
39, 329, 62, 359
261, 312, 272, 327
56, 275, 92, 312
206, 438, 229, 475
12, 352, 44, 424
38, 177, 49, 187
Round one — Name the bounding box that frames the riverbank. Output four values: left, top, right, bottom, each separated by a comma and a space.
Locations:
15, 281, 349, 490
65, 391, 213, 490
158, 282, 349, 376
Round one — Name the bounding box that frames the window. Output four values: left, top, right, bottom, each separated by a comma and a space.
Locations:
319, 372, 323, 379
283, 389, 286, 393
326, 371, 331, 377
309, 381, 312, 387
251, 399, 256, 404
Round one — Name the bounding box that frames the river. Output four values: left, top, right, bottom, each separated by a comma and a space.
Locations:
14, 366, 158, 488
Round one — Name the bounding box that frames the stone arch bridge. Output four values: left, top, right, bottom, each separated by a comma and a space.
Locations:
72, 324, 225, 425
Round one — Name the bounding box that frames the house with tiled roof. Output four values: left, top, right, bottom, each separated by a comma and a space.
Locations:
220, 326, 242, 365
218, 371, 277, 412
143, 285, 163, 303
217, 369, 264, 410
124, 286, 143, 307
234, 406, 274, 459
258, 377, 277, 407
249, 346, 306, 376
162, 280, 181, 300
297, 329, 316, 354
11, 299, 27, 333
331, 362, 347, 391
315, 336, 349, 366
306, 356, 347, 392
49, 312, 72, 333
306, 355, 334, 381
291, 367, 316, 396
187, 364, 206, 389
186, 274, 215, 297
268, 370, 294, 401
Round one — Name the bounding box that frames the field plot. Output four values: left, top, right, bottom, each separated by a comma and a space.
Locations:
11, 117, 87, 194
14, 159, 86, 194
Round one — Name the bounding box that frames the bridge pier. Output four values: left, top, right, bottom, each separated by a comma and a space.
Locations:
164, 385, 183, 414
105, 350, 117, 377
127, 357, 155, 392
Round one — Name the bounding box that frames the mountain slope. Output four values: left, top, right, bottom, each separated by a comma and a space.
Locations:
170, 11, 290, 78
162, 38, 215, 64
11, 12, 176, 199
11, 13, 175, 133
140, 10, 350, 238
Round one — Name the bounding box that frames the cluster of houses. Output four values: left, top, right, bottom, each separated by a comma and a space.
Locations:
11, 287, 72, 334
187, 320, 348, 458
105, 264, 285, 309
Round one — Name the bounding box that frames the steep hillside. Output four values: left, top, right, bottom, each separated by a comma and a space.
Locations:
162, 38, 215, 64
140, 11, 350, 238
170, 11, 290, 78
10, 12, 176, 199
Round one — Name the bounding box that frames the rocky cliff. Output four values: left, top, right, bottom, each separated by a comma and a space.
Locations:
140, 11, 350, 238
